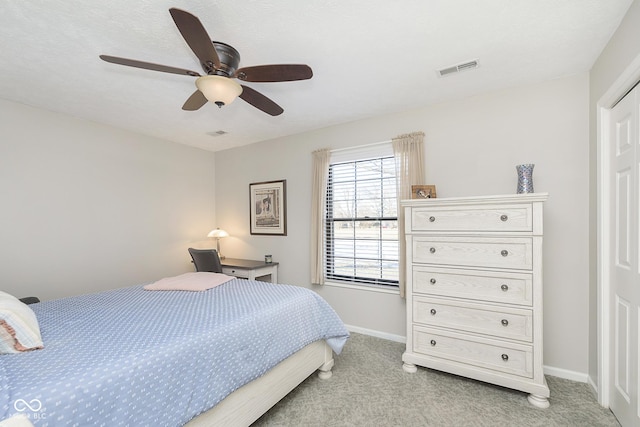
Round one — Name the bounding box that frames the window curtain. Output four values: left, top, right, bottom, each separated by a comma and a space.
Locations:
392, 132, 425, 297
310, 148, 331, 285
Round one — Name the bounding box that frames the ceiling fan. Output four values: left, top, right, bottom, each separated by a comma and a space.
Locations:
100, 8, 312, 116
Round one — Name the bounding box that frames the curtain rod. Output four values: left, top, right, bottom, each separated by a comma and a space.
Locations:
330, 139, 392, 153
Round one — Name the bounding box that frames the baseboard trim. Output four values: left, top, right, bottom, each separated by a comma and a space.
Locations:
543, 365, 589, 383
586, 375, 599, 397
345, 324, 405, 343
346, 325, 591, 384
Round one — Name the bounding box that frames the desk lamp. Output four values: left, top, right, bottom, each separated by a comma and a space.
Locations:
207, 228, 229, 259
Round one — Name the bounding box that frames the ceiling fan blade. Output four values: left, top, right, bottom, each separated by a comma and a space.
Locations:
100, 55, 201, 77
234, 64, 313, 82
182, 90, 208, 111
169, 8, 221, 73
239, 85, 284, 116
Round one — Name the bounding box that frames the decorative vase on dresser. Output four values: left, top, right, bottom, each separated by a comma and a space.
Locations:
401, 193, 550, 408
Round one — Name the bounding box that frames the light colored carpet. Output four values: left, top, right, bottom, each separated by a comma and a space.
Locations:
253, 333, 620, 426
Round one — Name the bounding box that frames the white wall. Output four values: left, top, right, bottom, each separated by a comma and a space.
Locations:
215, 73, 590, 375
588, 0, 640, 388
0, 99, 217, 301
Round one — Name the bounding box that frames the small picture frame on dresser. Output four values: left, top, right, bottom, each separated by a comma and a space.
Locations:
411, 185, 437, 199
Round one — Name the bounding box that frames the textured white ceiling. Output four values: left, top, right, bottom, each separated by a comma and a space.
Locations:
0, 1, 633, 152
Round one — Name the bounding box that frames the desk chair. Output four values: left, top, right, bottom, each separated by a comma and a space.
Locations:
188, 248, 223, 273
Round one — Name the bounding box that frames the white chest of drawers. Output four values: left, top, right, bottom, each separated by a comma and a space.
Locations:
401, 193, 550, 408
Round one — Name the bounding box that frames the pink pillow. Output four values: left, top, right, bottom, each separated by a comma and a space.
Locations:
144, 272, 234, 291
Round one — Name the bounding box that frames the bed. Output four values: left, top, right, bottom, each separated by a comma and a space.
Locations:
0, 274, 349, 426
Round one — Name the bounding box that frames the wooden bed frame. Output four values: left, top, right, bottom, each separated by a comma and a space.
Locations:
186, 340, 335, 426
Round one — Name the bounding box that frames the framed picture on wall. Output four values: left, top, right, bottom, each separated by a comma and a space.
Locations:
249, 180, 287, 235
411, 185, 437, 199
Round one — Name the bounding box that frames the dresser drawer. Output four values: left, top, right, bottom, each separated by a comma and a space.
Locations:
410, 204, 532, 232
413, 326, 533, 378
413, 297, 533, 342
413, 266, 533, 306
412, 236, 533, 270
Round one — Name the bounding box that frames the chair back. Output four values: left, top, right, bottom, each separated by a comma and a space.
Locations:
187, 248, 223, 273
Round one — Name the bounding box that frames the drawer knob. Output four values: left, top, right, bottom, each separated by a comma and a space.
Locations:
430, 247, 436, 254
429, 216, 436, 222
500, 214, 508, 222
430, 340, 436, 346
430, 278, 436, 284
501, 284, 509, 292
501, 250, 509, 257
501, 354, 509, 361
430, 309, 436, 315
501, 319, 509, 326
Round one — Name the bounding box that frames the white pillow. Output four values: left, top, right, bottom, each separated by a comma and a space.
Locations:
0, 291, 43, 354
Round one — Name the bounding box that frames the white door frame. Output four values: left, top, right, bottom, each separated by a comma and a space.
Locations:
597, 52, 640, 407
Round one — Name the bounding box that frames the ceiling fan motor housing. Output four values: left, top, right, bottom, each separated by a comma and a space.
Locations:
212, 41, 240, 77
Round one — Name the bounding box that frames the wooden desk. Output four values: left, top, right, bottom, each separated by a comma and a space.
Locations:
221, 258, 279, 284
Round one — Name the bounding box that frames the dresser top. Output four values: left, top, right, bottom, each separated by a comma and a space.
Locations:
401, 192, 548, 207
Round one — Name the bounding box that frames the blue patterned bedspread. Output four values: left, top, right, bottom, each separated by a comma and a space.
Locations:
0, 280, 349, 426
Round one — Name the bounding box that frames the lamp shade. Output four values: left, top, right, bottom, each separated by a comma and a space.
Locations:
196, 76, 242, 107
208, 229, 229, 239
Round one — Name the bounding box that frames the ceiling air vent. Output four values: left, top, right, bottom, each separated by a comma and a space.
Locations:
437, 59, 479, 77
207, 130, 228, 137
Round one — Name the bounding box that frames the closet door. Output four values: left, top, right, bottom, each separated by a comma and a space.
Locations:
608, 84, 640, 427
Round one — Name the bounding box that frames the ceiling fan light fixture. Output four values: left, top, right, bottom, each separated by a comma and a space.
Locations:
196, 75, 242, 107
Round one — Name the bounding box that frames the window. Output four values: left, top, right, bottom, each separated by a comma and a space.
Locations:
325, 155, 399, 288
